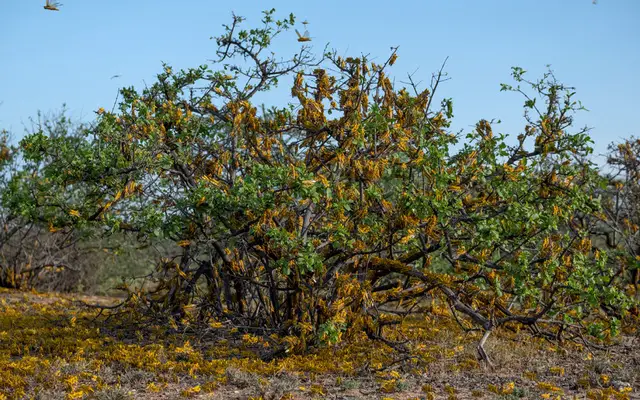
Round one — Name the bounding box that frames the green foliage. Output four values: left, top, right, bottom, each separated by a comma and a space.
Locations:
3, 11, 635, 357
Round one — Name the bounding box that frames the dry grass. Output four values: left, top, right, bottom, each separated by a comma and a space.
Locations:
0, 288, 637, 399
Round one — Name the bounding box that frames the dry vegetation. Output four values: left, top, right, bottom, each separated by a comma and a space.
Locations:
1, 288, 637, 399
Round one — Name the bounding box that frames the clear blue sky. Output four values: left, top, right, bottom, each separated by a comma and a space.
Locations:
1, 0, 638, 159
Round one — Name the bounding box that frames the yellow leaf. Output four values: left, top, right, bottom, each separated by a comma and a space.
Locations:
146, 382, 162, 393
209, 321, 223, 329
48, 222, 59, 233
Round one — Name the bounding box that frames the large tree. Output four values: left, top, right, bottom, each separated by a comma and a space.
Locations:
10, 10, 632, 362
